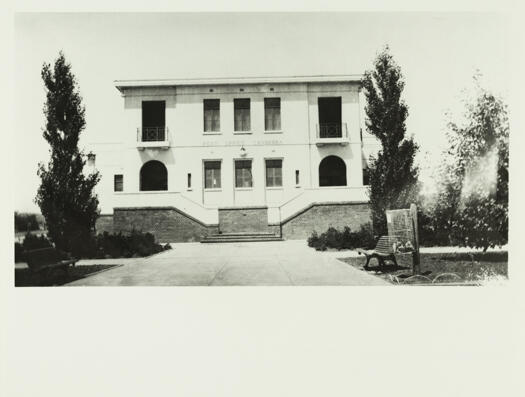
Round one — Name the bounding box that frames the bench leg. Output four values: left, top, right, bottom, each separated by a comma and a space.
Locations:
391, 255, 399, 268
377, 256, 385, 269
364, 255, 371, 270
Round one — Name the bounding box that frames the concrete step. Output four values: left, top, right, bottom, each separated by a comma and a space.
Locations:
201, 234, 283, 243
209, 232, 278, 237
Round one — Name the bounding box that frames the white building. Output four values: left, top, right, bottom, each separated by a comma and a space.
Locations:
90, 75, 378, 242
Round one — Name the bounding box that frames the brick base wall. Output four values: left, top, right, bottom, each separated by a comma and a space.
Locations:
113, 207, 218, 243
281, 202, 371, 240
108, 202, 370, 242
219, 207, 269, 233
95, 214, 114, 234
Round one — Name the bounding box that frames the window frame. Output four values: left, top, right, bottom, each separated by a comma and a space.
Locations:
234, 158, 253, 189
264, 97, 282, 133
114, 174, 124, 192
203, 99, 221, 134
265, 158, 283, 189
203, 160, 222, 190
233, 98, 251, 133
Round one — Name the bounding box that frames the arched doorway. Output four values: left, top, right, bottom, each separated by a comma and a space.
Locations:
140, 160, 168, 191
319, 155, 347, 186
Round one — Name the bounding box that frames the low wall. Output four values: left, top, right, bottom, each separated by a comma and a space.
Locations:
281, 202, 371, 240
95, 214, 114, 234
218, 206, 269, 234
113, 207, 218, 243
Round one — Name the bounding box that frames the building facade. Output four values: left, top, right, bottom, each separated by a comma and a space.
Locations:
90, 75, 377, 242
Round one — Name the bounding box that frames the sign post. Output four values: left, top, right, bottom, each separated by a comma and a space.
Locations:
410, 203, 421, 275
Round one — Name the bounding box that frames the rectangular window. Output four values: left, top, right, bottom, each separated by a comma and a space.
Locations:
203, 99, 220, 132
264, 98, 281, 131
187, 173, 192, 189
234, 98, 250, 132
114, 174, 123, 192
235, 160, 253, 188
295, 170, 300, 186
266, 159, 283, 187
204, 161, 221, 189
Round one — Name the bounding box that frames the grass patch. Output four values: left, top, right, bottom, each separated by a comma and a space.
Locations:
338, 251, 508, 284
15, 264, 120, 287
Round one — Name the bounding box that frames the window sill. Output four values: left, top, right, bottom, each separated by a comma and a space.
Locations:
204, 188, 222, 192
295, 185, 301, 188
265, 187, 283, 190
234, 187, 253, 191
233, 131, 252, 135
203, 131, 221, 135
264, 130, 283, 134
187, 188, 193, 192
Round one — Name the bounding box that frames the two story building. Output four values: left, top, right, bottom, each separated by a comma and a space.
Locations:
91, 75, 376, 242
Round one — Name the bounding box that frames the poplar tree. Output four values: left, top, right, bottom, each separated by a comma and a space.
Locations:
36, 52, 100, 257
361, 46, 419, 235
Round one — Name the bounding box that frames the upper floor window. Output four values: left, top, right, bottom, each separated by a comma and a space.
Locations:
203, 99, 220, 132
204, 161, 222, 189
318, 97, 342, 138
142, 101, 166, 141
266, 159, 282, 187
234, 98, 250, 132
235, 160, 252, 188
114, 174, 123, 192
264, 98, 281, 131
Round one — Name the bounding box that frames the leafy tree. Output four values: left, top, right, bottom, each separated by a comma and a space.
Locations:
14, 212, 40, 232
361, 46, 419, 235
35, 52, 100, 257
434, 76, 508, 251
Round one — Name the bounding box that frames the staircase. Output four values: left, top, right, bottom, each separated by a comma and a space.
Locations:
201, 232, 283, 243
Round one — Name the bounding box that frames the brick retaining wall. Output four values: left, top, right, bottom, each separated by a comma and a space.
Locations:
218, 206, 269, 233
95, 214, 114, 234
281, 202, 371, 240
113, 207, 218, 243
107, 202, 370, 242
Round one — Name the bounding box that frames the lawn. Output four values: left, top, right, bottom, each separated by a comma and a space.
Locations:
15, 264, 121, 287
338, 251, 508, 285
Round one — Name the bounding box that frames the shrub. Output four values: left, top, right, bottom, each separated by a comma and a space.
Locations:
307, 225, 375, 251
15, 242, 25, 263
307, 231, 320, 248
22, 232, 53, 250
89, 230, 165, 259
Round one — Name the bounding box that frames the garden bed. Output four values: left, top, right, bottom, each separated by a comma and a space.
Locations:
338, 251, 508, 285
15, 264, 121, 287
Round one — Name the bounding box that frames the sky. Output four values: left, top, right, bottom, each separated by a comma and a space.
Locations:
14, 12, 510, 212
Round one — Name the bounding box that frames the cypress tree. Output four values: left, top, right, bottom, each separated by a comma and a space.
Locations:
361, 46, 419, 235
35, 52, 100, 257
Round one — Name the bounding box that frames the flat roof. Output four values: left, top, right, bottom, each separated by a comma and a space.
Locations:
114, 74, 363, 91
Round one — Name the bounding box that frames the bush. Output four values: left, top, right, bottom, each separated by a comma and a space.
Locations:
89, 230, 166, 259
15, 242, 25, 263
22, 232, 53, 250
307, 225, 375, 251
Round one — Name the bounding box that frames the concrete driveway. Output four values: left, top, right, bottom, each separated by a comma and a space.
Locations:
66, 240, 389, 286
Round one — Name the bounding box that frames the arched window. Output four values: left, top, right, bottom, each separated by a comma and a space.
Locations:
319, 155, 347, 186
140, 160, 168, 191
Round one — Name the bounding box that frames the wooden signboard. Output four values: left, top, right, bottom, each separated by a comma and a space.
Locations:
386, 203, 421, 274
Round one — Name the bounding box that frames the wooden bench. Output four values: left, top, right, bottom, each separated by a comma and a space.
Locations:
356, 236, 399, 269
25, 247, 77, 276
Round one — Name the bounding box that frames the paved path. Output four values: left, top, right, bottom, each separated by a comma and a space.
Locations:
65, 240, 389, 286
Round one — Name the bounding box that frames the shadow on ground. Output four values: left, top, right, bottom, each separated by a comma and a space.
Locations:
15, 265, 121, 287
338, 251, 508, 285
